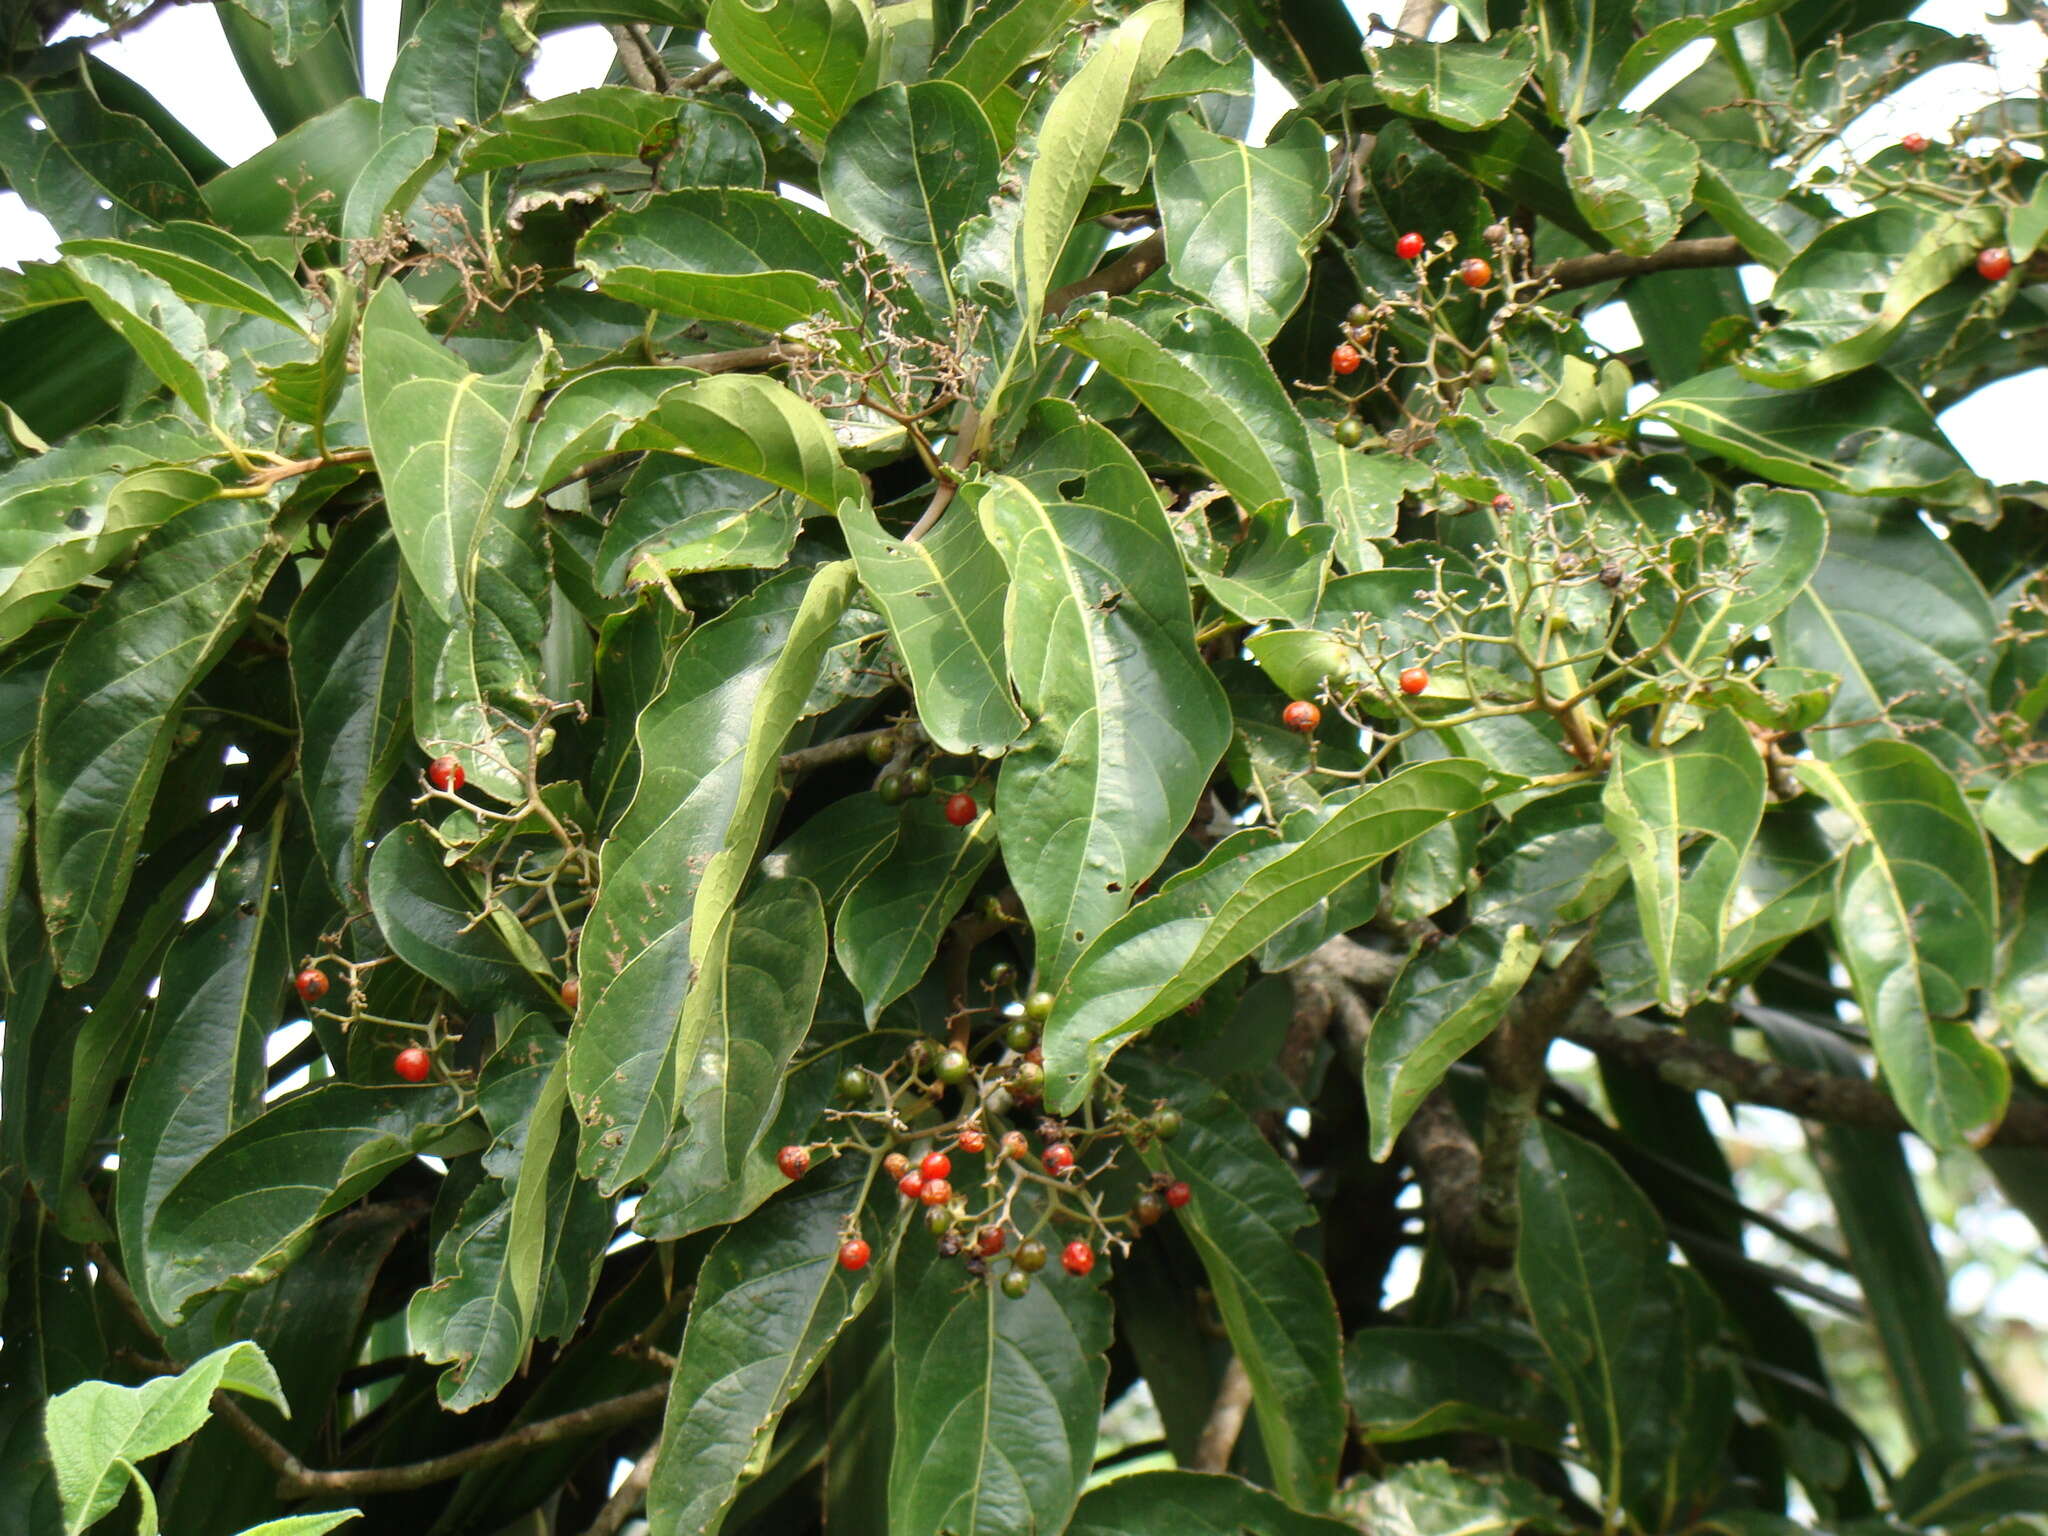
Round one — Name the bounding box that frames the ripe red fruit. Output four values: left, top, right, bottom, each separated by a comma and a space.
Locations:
394, 1046, 432, 1083
1282, 700, 1321, 734
561, 976, 580, 1010
956, 1127, 986, 1154
1330, 342, 1362, 375
426, 755, 464, 793
1398, 667, 1430, 696
1901, 132, 1930, 153
884, 1151, 910, 1181
294, 967, 328, 1003
920, 1177, 952, 1206
1395, 231, 1425, 261
899, 1171, 925, 1200
977, 1226, 1006, 1257
920, 1151, 951, 1182
942, 792, 978, 827
1978, 246, 2014, 281
1166, 1180, 1191, 1209
1491, 493, 1514, 513
1042, 1142, 1076, 1175
1460, 258, 1493, 289
777, 1145, 810, 1180
1001, 1130, 1029, 1161
1061, 1241, 1095, 1277
838, 1237, 871, 1271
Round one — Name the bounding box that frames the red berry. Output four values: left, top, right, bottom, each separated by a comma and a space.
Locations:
899, 1171, 925, 1199
777, 1145, 810, 1180
838, 1237, 871, 1271
1282, 700, 1320, 734
426, 755, 464, 793
1330, 342, 1362, 375
1901, 132, 1929, 153
1042, 1142, 1075, 1175
1395, 231, 1425, 261
1398, 667, 1430, 696
1060, 1241, 1095, 1277
394, 1046, 432, 1083
1460, 258, 1493, 289
561, 976, 580, 1010
884, 1151, 910, 1181
1491, 492, 1515, 513
943, 792, 978, 827
977, 1226, 1007, 1257
957, 1127, 986, 1154
920, 1151, 951, 1182
294, 967, 328, 1003
920, 1177, 953, 1206
1001, 1130, 1029, 1161
1165, 1180, 1191, 1209
1978, 246, 2014, 281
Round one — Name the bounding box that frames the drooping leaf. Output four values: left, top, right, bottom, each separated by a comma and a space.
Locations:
0, 77, 208, 242
1370, 36, 1535, 132
1984, 764, 2048, 865
1563, 111, 1699, 257
836, 800, 1000, 1022
380, 0, 529, 134
368, 822, 554, 1010
705, 0, 878, 141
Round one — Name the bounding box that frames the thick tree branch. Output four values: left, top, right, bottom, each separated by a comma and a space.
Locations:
780, 726, 897, 779
1041, 232, 1167, 319
579, 1437, 662, 1536
1540, 235, 1747, 294
1564, 1007, 2048, 1148
606, 23, 670, 93
1402, 1090, 1507, 1271
1190, 1357, 1254, 1472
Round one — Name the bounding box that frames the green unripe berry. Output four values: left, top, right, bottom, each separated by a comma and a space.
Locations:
836, 1067, 871, 1102
1333, 417, 1366, 448
988, 960, 1017, 987
1024, 990, 1055, 1021
1003, 1017, 1037, 1052
925, 1204, 953, 1236
1012, 1059, 1045, 1095
865, 732, 897, 765
1014, 1238, 1049, 1272
876, 771, 908, 806
1152, 1107, 1183, 1141
935, 1047, 971, 1084
904, 763, 932, 797
1000, 1269, 1032, 1298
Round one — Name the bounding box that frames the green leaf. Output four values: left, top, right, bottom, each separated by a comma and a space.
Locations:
511, 366, 700, 505
1344, 1460, 1571, 1536
1642, 484, 1827, 673
634, 878, 830, 1237
148, 1082, 462, 1321
597, 459, 802, 589
836, 799, 999, 1022
360, 282, 547, 628
339, 123, 454, 241
1365, 927, 1542, 1160
1613, 0, 1797, 99
1563, 111, 1699, 258
1790, 21, 1983, 129
1793, 741, 2005, 1152
1345, 1327, 1566, 1448
117, 809, 288, 1330
1741, 206, 2001, 388
1984, 764, 2048, 864
369, 822, 554, 1010
646, 1157, 902, 1536
839, 493, 1025, 756
1068, 1471, 1354, 1536
570, 565, 853, 1192
58, 223, 307, 333
1637, 366, 1982, 502
0, 77, 207, 242
60, 254, 225, 427
706, 0, 877, 141
1122, 1056, 1345, 1509
463, 88, 726, 174
623, 375, 866, 516
1721, 808, 1837, 971
974, 403, 1233, 983
1517, 1122, 1731, 1527
1775, 504, 1998, 769
1999, 864, 2048, 1085
1184, 498, 1333, 627
1313, 440, 1426, 571
261, 272, 355, 430
1369, 36, 1535, 132
1045, 758, 1503, 1107
380, 0, 529, 134
760, 793, 901, 914
1053, 295, 1320, 524
885, 1174, 1112, 1535
934, 0, 1086, 101
822, 81, 1000, 321
1154, 116, 1331, 345
1532, 0, 1634, 123
46, 1341, 288, 1536
1601, 710, 1766, 1014
1691, 141, 1826, 271
288, 515, 410, 900
35, 495, 287, 984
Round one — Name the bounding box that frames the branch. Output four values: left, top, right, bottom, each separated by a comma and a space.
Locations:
780, 726, 897, 779
1190, 1357, 1254, 1472
1564, 1008, 2048, 1148
579, 1437, 661, 1536
1540, 235, 1747, 294
606, 23, 670, 93
1041, 232, 1167, 320
1402, 1091, 1508, 1271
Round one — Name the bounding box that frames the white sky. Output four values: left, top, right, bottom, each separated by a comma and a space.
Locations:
0, 0, 2042, 485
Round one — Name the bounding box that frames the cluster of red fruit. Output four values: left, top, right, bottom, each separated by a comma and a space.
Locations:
293, 964, 434, 1082
865, 724, 981, 823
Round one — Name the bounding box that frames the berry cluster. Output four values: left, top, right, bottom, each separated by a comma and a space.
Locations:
865, 720, 984, 823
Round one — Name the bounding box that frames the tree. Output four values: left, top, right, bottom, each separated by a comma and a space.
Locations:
4, 0, 2048, 1531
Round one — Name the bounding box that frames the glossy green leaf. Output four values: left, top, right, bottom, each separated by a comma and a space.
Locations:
1794, 741, 2004, 1151
60, 254, 223, 426
759, 793, 901, 914
1721, 808, 1837, 970
839, 492, 1025, 756
646, 1157, 902, 1536
1122, 1056, 1345, 1509
1053, 295, 1319, 524
634, 878, 829, 1237
934, 0, 1086, 100
1185, 498, 1332, 627
1789, 21, 1983, 128
975, 403, 1232, 983
1345, 1327, 1566, 1448
1691, 141, 1825, 270
1068, 1471, 1355, 1536
1602, 709, 1766, 1013
58, 223, 306, 333
380, 0, 528, 134
597, 459, 801, 589
463, 88, 720, 173
622, 374, 866, 516
1370, 36, 1535, 132
1614, 0, 1797, 98
1532, 0, 1633, 123
339, 124, 453, 241
1645, 485, 1827, 673
1314, 439, 1426, 571
1984, 764, 2048, 864
1154, 116, 1330, 345
1346, 1460, 1571, 1536
822, 81, 1000, 320
35, 495, 287, 984
706, 0, 877, 140
369, 821, 554, 1009
571, 565, 853, 1192
886, 1175, 1112, 1535
1564, 111, 1699, 258
149, 1082, 463, 1320
0, 77, 207, 242
1045, 758, 1503, 1107
836, 800, 999, 1022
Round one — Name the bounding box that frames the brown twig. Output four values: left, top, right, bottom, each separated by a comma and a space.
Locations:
780, 727, 898, 778
1402, 1091, 1508, 1272
605, 23, 670, 93
1190, 1356, 1254, 1472
1040, 232, 1168, 320
1539, 235, 1747, 294
579, 1437, 662, 1536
